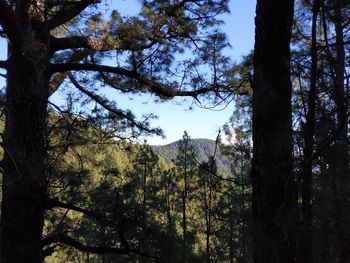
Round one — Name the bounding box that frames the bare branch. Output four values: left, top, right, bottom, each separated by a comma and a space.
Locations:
0, 60, 7, 69
47, 0, 100, 30
0, 0, 22, 52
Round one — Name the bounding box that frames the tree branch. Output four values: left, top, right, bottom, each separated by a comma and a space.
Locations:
47, 197, 139, 245
68, 73, 158, 134
0, 0, 22, 52
51, 63, 236, 99
50, 35, 115, 52
44, 234, 129, 254
43, 233, 158, 259
47, 197, 101, 219
49, 49, 92, 95
47, 0, 100, 30
50, 35, 159, 52
0, 60, 7, 69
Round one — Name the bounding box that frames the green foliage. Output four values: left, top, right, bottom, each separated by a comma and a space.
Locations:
42, 119, 252, 262
152, 138, 232, 173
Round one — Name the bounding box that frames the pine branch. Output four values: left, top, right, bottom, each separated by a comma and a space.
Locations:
50, 35, 115, 52
49, 49, 91, 95
68, 73, 158, 134
50, 35, 158, 52
51, 63, 235, 99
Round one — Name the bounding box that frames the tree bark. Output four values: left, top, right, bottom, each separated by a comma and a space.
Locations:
251, 0, 296, 262
1, 34, 50, 262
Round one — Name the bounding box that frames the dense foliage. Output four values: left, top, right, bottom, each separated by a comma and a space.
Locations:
42, 124, 252, 262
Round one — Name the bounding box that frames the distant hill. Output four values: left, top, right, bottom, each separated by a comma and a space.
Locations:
151, 138, 232, 173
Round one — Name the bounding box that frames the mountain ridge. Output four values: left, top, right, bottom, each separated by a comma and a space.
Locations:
151, 138, 232, 173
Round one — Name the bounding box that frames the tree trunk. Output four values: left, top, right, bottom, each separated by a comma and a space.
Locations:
182, 193, 187, 262
229, 208, 234, 263
0, 29, 50, 262
251, 0, 296, 262
299, 2, 320, 262
332, 2, 349, 261
182, 148, 188, 262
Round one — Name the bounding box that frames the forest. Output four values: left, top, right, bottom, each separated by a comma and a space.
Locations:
0, 0, 349, 262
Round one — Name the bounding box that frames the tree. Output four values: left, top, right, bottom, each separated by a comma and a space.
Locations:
0, 1, 231, 262
173, 131, 197, 262
251, 0, 296, 262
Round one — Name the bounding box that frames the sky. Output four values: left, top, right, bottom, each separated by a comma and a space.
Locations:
0, 0, 256, 145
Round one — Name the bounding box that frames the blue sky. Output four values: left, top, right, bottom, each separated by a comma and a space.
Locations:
0, 0, 256, 145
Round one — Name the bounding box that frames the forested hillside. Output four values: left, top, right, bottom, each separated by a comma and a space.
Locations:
43, 125, 251, 263
152, 138, 232, 173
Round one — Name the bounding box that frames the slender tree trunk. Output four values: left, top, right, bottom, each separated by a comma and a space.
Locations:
182, 155, 187, 263
319, 149, 331, 263
299, 2, 320, 262
332, 2, 350, 261
143, 159, 147, 213
166, 171, 173, 231
205, 170, 212, 263
1, 31, 50, 262
229, 208, 234, 263
251, 0, 296, 262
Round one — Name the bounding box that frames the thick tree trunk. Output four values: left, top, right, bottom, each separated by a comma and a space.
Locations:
251, 0, 296, 262
0, 33, 50, 262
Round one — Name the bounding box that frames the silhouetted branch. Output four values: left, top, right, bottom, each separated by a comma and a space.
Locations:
43, 233, 159, 260
52, 63, 237, 99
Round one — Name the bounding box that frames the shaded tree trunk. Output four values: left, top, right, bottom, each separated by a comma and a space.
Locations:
1, 29, 50, 262
332, 2, 349, 261
229, 208, 235, 263
251, 0, 296, 262
299, 1, 320, 262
